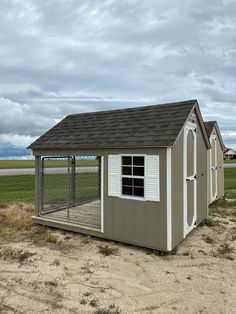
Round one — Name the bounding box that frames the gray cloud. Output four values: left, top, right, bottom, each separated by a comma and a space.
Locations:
0, 0, 236, 156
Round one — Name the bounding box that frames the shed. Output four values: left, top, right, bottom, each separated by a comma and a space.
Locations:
224, 148, 236, 160
28, 99, 211, 252
204, 121, 224, 204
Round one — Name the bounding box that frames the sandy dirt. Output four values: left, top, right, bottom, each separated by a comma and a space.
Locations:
0, 206, 235, 314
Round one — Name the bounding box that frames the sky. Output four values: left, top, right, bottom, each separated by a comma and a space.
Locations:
0, 0, 236, 158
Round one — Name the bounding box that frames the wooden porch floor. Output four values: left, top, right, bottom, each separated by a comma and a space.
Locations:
42, 200, 101, 227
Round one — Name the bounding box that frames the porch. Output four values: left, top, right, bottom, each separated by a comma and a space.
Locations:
35, 156, 102, 230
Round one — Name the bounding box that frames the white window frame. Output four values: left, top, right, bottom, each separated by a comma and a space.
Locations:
120, 154, 145, 201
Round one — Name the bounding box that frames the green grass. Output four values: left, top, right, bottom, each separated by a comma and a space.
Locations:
224, 168, 236, 199
0, 165, 235, 208
0, 175, 35, 206
0, 159, 97, 169
0, 173, 98, 207
224, 159, 236, 164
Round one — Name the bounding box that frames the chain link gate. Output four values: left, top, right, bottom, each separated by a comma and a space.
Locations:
39, 156, 101, 228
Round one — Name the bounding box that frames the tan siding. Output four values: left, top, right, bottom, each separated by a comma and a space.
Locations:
171, 130, 184, 248
207, 127, 224, 203
172, 109, 208, 247
103, 147, 167, 251
196, 113, 208, 225
216, 135, 224, 198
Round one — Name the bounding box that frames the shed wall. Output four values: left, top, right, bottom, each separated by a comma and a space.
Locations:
196, 114, 208, 224
216, 135, 224, 199
171, 109, 208, 248
207, 127, 224, 204
103, 148, 167, 251
171, 130, 184, 248
34, 147, 168, 251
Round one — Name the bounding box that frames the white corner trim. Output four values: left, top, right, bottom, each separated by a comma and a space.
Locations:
101, 156, 104, 233
166, 147, 172, 251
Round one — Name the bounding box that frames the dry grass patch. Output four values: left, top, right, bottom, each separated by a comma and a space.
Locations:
0, 203, 34, 239
97, 244, 119, 256
0, 246, 35, 262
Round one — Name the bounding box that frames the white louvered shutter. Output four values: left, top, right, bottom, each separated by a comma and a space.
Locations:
108, 155, 121, 197
145, 155, 160, 201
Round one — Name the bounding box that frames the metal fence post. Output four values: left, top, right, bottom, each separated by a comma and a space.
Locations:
35, 156, 43, 216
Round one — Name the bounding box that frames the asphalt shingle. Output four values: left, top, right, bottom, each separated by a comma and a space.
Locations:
28, 100, 197, 150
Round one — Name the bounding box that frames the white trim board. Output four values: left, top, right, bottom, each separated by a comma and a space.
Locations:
183, 122, 197, 238
100, 156, 104, 233
166, 147, 172, 251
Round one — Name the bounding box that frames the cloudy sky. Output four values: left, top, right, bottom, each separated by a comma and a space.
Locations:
1, 0, 236, 157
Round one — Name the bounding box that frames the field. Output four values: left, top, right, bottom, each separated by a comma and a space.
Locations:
0, 159, 97, 169
224, 159, 236, 163
0, 170, 235, 313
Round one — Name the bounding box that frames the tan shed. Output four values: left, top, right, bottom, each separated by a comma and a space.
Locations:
204, 121, 224, 204
28, 99, 213, 252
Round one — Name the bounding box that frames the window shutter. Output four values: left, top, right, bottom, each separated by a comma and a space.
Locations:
108, 155, 121, 197
145, 155, 160, 201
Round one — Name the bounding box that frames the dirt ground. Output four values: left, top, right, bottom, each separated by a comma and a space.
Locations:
0, 204, 235, 314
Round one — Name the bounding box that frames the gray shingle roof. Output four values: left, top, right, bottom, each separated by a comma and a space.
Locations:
204, 120, 225, 150
28, 99, 197, 150
204, 121, 216, 138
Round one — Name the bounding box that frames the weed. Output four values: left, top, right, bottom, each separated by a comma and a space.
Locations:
29, 226, 58, 245
45, 280, 58, 288
201, 218, 218, 227
231, 234, 236, 241
98, 244, 119, 256
0, 246, 34, 262
218, 243, 234, 255
81, 263, 93, 274
202, 235, 214, 244
89, 298, 98, 307
80, 298, 87, 305
52, 259, 60, 266
94, 306, 121, 314
84, 291, 92, 297
0, 297, 16, 313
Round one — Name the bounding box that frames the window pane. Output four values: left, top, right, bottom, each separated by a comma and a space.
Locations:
133, 156, 144, 166
134, 178, 144, 187
122, 156, 132, 165
122, 177, 132, 186
122, 186, 132, 196
122, 166, 132, 175
133, 167, 144, 176
134, 187, 144, 197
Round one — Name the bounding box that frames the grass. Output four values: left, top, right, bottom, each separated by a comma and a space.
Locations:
0, 246, 35, 262
0, 172, 98, 207
224, 168, 236, 199
94, 306, 121, 314
0, 159, 97, 169
97, 244, 119, 256
224, 159, 236, 164
0, 175, 35, 206
218, 243, 234, 255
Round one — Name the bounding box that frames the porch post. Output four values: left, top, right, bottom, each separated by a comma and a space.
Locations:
71, 156, 76, 206
35, 156, 41, 216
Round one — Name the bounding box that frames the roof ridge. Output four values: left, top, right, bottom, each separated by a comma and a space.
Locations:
67, 99, 197, 118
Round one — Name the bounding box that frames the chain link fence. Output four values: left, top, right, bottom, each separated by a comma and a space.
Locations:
39, 156, 101, 228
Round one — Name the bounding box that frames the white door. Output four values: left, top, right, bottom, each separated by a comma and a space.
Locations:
183, 122, 197, 237
210, 135, 217, 202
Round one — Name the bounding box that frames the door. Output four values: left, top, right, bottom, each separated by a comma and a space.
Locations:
210, 135, 217, 202
183, 122, 197, 237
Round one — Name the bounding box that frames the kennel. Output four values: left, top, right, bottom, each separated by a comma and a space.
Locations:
29, 99, 213, 251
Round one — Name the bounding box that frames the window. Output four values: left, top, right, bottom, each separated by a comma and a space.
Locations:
121, 156, 144, 198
